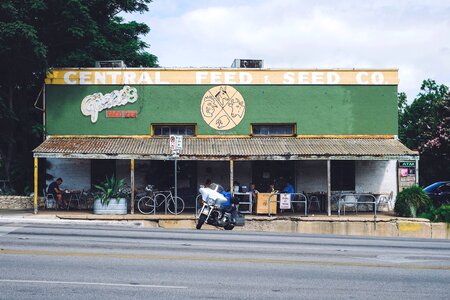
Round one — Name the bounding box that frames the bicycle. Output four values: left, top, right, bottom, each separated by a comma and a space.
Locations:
137, 185, 156, 214
137, 186, 185, 215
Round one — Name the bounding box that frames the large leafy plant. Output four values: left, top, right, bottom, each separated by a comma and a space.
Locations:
419, 204, 450, 223
94, 175, 127, 205
394, 186, 432, 218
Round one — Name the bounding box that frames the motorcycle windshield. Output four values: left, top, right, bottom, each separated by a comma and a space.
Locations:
210, 183, 224, 193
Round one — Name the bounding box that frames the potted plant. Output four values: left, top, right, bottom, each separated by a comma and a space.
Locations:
93, 175, 128, 215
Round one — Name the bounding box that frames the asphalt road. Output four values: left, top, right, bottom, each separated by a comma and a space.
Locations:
0, 221, 449, 299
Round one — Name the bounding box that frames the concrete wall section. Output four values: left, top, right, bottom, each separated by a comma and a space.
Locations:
46, 158, 91, 191
355, 160, 397, 210
355, 160, 397, 194
295, 161, 327, 193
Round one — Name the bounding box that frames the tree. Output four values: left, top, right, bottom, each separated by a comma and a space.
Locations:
0, 0, 158, 194
420, 94, 450, 183
398, 79, 449, 185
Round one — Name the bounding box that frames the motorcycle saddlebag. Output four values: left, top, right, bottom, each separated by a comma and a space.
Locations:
232, 211, 245, 226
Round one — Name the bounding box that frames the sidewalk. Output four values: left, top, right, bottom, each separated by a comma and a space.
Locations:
0, 209, 144, 227
0, 209, 448, 239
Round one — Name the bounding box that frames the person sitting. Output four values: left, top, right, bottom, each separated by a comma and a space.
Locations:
268, 183, 277, 193
283, 182, 294, 194
47, 178, 68, 209
204, 178, 212, 188
250, 183, 259, 199
282, 181, 295, 211
250, 183, 259, 213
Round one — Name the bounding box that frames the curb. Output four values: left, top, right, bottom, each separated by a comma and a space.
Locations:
0, 217, 144, 228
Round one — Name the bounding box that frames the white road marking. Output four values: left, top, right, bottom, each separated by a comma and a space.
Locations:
0, 279, 187, 289
0, 226, 21, 237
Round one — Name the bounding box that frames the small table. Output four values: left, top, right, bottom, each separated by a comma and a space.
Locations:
234, 192, 253, 214
66, 190, 82, 210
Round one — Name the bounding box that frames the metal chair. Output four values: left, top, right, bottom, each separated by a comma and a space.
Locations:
339, 194, 358, 215
377, 191, 394, 211
43, 188, 57, 210
67, 190, 84, 210
308, 195, 321, 213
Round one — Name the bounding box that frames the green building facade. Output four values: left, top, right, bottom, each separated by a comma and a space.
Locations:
33, 68, 418, 215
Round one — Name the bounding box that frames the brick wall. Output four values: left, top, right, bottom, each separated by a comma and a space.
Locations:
0, 196, 44, 209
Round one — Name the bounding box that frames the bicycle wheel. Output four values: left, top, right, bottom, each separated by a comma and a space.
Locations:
137, 196, 155, 214
167, 196, 185, 214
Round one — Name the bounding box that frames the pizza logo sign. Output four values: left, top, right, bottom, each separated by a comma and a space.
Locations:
81, 86, 138, 123
200, 85, 245, 130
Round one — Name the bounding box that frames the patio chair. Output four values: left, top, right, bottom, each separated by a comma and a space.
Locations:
67, 190, 84, 210
308, 195, 321, 213
339, 194, 358, 215
43, 188, 57, 210
377, 191, 394, 211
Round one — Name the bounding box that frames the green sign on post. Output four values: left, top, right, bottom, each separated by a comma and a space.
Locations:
399, 161, 415, 167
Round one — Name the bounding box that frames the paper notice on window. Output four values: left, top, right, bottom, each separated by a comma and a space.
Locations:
280, 193, 291, 209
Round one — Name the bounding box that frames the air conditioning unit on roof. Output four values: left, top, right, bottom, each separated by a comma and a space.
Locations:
95, 60, 127, 68
231, 59, 264, 68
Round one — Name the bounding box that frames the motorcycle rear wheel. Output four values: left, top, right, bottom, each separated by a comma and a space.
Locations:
196, 214, 207, 229
224, 224, 234, 230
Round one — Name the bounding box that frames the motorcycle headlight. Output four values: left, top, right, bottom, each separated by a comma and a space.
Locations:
207, 199, 215, 206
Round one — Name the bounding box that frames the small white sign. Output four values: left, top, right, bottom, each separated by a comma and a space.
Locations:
170, 135, 183, 151
280, 193, 291, 209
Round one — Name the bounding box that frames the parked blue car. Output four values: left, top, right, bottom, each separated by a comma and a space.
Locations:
423, 181, 450, 207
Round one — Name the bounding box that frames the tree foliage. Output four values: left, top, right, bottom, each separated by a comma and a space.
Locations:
399, 79, 450, 185
0, 0, 158, 194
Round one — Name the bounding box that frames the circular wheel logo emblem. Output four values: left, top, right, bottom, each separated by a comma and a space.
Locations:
200, 85, 246, 130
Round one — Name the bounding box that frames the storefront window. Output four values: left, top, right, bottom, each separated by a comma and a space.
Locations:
252, 124, 296, 136
331, 161, 355, 191
153, 124, 196, 136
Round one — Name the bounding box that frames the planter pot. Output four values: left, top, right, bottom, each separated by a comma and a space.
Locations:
93, 198, 127, 215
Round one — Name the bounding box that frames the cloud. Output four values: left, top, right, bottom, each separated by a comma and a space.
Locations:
125, 0, 450, 100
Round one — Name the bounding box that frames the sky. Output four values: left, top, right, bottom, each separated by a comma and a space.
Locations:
125, 0, 450, 101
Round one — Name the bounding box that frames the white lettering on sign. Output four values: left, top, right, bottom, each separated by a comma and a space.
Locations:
80, 86, 138, 123
356, 72, 369, 84
195, 72, 253, 84
64, 71, 77, 84
50, 70, 397, 85
283, 72, 341, 84
327, 72, 340, 84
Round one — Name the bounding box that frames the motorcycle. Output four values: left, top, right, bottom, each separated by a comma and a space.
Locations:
197, 183, 245, 230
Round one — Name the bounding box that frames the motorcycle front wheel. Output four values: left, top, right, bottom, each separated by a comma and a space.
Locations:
196, 214, 207, 229
224, 224, 234, 230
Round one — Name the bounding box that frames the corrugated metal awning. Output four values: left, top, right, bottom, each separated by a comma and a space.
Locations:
33, 136, 418, 160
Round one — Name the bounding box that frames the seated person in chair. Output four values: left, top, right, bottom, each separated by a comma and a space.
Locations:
47, 178, 68, 209
282, 181, 295, 211
250, 183, 259, 213
283, 182, 294, 194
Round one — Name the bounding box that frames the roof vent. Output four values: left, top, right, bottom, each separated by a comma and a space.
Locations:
95, 60, 127, 68
231, 59, 264, 68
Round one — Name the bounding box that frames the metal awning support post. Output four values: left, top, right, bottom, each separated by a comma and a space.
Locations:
174, 155, 178, 213
327, 159, 331, 217
130, 159, 135, 214
169, 135, 182, 214
34, 157, 39, 214
230, 159, 234, 195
